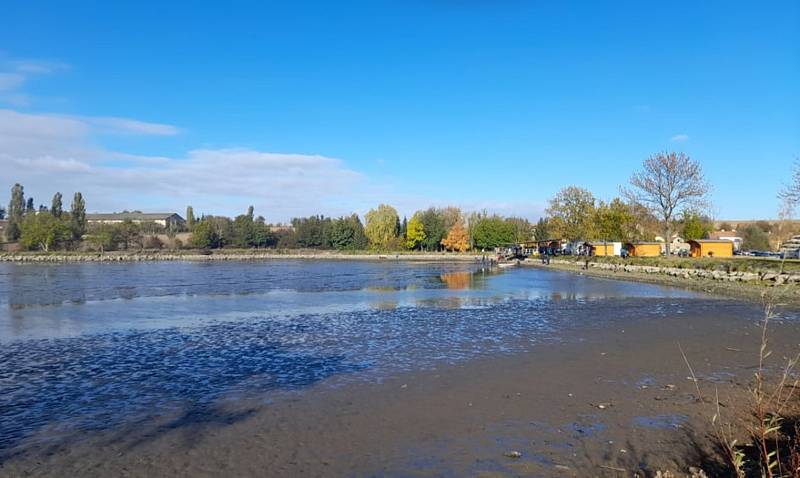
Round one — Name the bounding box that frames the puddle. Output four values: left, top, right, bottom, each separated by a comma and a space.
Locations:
633, 415, 688, 429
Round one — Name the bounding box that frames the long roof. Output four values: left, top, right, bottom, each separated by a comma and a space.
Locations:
87, 212, 183, 221
687, 239, 734, 243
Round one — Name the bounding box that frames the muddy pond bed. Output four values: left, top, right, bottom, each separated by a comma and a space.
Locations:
0, 260, 797, 476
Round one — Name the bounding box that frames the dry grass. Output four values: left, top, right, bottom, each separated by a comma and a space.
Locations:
682, 256, 800, 477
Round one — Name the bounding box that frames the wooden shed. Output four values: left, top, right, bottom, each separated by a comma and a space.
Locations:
624, 242, 662, 257
688, 239, 734, 258
585, 242, 622, 257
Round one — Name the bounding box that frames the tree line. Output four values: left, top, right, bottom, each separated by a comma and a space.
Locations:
186, 204, 535, 252
5, 153, 799, 253
2, 184, 87, 252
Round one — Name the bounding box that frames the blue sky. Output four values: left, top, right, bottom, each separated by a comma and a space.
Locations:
1, 1, 798, 222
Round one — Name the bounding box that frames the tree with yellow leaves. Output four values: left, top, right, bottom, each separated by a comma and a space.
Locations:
405, 214, 426, 250
441, 221, 469, 252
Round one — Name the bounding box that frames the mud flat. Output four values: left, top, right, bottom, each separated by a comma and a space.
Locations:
3, 301, 795, 476
1, 263, 798, 477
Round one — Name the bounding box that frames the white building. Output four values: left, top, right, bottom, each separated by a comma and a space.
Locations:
87, 212, 186, 229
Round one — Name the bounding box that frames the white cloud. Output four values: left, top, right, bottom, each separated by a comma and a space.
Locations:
0, 107, 554, 221
0, 109, 369, 220
670, 133, 689, 142
8, 60, 68, 75
85, 116, 181, 136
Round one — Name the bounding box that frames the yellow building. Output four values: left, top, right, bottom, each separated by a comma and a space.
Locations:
624, 242, 662, 257
688, 240, 734, 258
586, 242, 622, 257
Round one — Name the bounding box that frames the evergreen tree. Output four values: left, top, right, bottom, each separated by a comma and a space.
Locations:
232, 213, 256, 247
26, 197, 35, 214
291, 215, 332, 248
419, 208, 445, 251
70, 192, 87, 240
51, 192, 63, 218
246, 205, 254, 220
327, 214, 367, 250
186, 206, 196, 231
191, 219, 222, 249
7, 183, 25, 241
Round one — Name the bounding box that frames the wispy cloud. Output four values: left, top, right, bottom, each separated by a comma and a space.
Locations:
0, 73, 25, 92
84, 116, 181, 136
8, 60, 68, 75
670, 133, 689, 142
0, 57, 69, 106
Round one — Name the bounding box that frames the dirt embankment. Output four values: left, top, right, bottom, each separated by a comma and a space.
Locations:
0, 250, 485, 263
524, 258, 800, 305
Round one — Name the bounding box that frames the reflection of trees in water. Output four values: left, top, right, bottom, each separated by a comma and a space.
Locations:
366, 286, 400, 310
416, 297, 464, 309
439, 269, 496, 290
439, 271, 473, 290
365, 286, 398, 292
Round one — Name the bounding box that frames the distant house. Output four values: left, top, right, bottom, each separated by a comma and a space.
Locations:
709, 231, 743, 251
87, 212, 186, 229
655, 234, 691, 255
624, 242, 662, 257
537, 239, 567, 255
688, 239, 734, 258
269, 224, 294, 233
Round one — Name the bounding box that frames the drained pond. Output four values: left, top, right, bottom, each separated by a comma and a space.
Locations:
0, 260, 794, 476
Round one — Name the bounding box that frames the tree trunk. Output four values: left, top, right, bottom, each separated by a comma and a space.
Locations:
664, 225, 672, 256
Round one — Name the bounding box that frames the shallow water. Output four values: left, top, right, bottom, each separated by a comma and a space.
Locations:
0, 261, 727, 453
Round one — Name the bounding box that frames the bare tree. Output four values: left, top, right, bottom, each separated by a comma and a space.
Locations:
779, 158, 800, 214
622, 152, 710, 255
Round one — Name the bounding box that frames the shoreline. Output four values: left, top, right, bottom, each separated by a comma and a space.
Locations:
0, 250, 486, 263
523, 258, 800, 306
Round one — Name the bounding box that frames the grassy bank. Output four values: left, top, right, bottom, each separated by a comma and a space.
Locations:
560, 254, 800, 274
525, 257, 800, 306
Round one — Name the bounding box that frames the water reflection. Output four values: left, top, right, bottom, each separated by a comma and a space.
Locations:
0, 263, 707, 342
440, 271, 474, 290
0, 261, 735, 456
